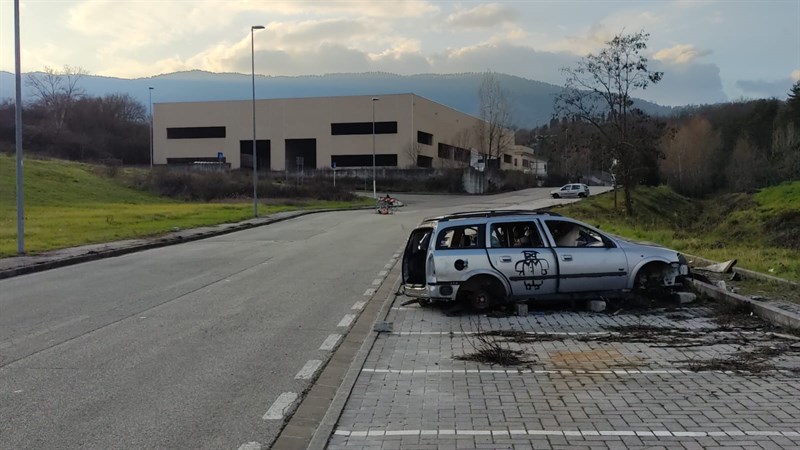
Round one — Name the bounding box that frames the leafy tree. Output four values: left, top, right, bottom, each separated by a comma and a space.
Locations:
788, 80, 800, 120
556, 30, 664, 214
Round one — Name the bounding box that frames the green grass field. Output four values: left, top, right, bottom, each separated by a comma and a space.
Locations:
558, 182, 800, 282
0, 155, 371, 256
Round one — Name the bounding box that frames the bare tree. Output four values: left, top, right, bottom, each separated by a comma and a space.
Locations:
478, 71, 514, 166
556, 31, 664, 215
26, 65, 89, 136
403, 142, 424, 168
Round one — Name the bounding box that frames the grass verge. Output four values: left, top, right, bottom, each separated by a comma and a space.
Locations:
557, 183, 800, 283
0, 155, 372, 256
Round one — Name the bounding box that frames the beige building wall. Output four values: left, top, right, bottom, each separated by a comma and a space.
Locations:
153, 93, 507, 170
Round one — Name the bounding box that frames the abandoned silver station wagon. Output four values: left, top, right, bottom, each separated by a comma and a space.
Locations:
401, 210, 690, 309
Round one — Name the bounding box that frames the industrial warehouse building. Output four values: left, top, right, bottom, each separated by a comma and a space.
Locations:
153, 93, 543, 174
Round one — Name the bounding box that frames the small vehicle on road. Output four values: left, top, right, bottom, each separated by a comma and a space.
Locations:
551, 183, 590, 198
401, 210, 690, 309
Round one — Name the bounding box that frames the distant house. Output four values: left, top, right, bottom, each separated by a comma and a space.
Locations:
153, 93, 520, 172
500, 145, 547, 177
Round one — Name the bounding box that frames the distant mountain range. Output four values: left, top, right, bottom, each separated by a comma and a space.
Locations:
0, 70, 676, 127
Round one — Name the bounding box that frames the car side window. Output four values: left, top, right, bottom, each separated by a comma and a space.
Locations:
489, 222, 544, 248
436, 225, 484, 250
545, 220, 606, 248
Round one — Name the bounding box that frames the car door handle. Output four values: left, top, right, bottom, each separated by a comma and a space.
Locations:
561, 254, 573, 261
499, 256, 512, 263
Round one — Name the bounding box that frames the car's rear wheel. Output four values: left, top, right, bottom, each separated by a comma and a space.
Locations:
468, 289, 492, 310
458, 276, 506, 310
552, 194, 560, 199
578, 193, 587, 198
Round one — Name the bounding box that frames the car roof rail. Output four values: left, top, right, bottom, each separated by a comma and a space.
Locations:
423, 209, 561, 222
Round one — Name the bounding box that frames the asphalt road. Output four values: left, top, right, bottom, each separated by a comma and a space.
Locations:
0, 187, 605, 449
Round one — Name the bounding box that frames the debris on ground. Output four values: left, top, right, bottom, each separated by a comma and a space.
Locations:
695, 259, 738, 274
373, 321, 393, 332
587, 299, 606, 312
686, 343, 800, 373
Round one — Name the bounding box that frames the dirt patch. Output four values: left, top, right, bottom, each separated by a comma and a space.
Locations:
455, 348, 527, 366
710, 300, 767, 330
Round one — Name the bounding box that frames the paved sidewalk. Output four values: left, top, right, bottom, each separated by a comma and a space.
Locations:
327, 298, 800, 449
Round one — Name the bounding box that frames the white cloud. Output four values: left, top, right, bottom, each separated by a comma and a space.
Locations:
792, 69, 800, 81
544, 11, 662, 56
446, 3, 516, 29
653, 44, 712, 64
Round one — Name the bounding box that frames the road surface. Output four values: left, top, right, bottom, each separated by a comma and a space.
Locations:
0, 188, 600, 449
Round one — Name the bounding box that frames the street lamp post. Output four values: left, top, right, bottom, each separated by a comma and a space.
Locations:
251, 25, 265, 218
148, 87, 154, 168
371, 97, 379, 199
14, 0, 24, 254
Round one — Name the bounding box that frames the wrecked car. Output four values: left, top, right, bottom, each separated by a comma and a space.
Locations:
401, 210, 690, 309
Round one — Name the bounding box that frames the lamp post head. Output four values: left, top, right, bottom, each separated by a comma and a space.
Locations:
148, 87, 154, 91
372, 97, 379, 101
252, 25, 265, 30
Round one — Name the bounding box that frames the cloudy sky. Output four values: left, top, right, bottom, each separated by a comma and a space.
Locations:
0, 0, 797, 106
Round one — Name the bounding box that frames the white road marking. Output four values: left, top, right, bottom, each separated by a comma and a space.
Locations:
237, 442, 261, 450
295, 360, 323, 380
383, 263, 393, 269
371, 278, 382, 286
377, 270, 388, 277
392, 253, 400, 258
392, 331, 611, 336
337, 314, 356, 327
352, 301, 367, 310
363, 288, 376, 296
262, 392, 298, 420
333, 428, 800, 439
360, 368, 693, 376
319, 334, 342, 351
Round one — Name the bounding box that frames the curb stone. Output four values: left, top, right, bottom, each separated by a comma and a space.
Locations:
692, 279, 800, 331
0, 206, 373, 280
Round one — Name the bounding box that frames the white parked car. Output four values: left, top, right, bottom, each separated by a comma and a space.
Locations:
551, 183, 590, 198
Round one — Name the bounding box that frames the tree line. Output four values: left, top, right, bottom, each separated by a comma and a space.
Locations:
0, 66, 149, 165
515, 31, 799, 212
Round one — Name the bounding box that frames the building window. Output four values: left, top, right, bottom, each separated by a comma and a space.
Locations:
417, 155, 433, 167
417, 131, 433, 145
438, 143, 470, 161
514, 158, 518, 166
167, 126, 226, 139
331, 122, 398, 135
503, 154, 512, 164
330, 154, 398, 167
437, 143, 452, 159
522, 160, 530, 168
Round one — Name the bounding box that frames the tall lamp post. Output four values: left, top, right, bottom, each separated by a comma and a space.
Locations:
14, 0, 24, 254
148, 87, 154, 168
371, 97, 379, 199
251, 25, 265, 217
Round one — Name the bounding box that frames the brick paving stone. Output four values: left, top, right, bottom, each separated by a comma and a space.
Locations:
326, 301, 800, 448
